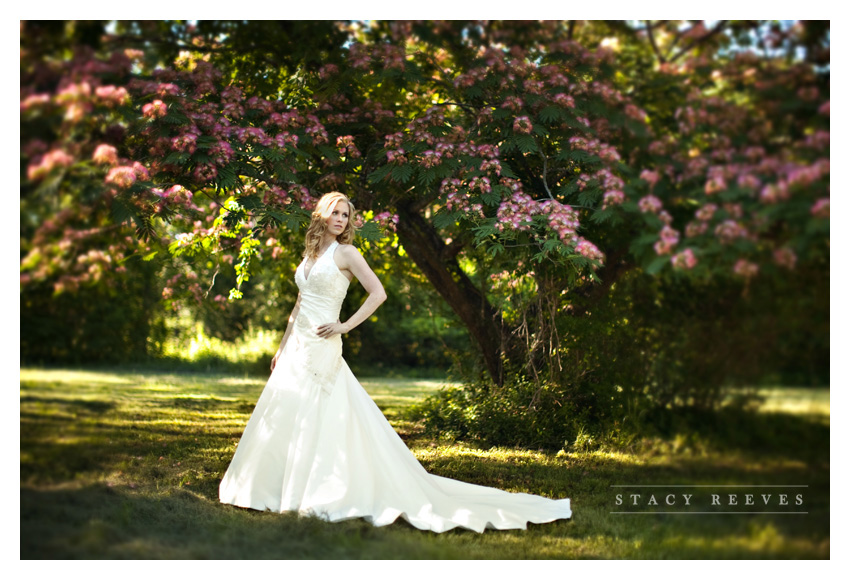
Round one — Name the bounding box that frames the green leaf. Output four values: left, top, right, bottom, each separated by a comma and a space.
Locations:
391, 164, 414, 183
111, 197, 137, 226
367, 164, 393, 184
237, 194, 264, 211
645, 254, 670, 275
515, 135, 538, 153
357, 221, 383, 241
499, 162, 519, 179
537, 105, 565, 124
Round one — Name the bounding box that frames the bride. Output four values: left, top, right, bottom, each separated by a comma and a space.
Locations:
219, 191, 572, 533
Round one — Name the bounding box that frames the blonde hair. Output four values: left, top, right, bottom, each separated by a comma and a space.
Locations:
303, 191, 357, 260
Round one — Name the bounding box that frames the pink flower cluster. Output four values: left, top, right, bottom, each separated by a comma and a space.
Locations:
496, 191, 538, 232
27, 149, 75, 180
685, 221, 708, 237
810, 198, 829, 219
94, 85, 130, 107
602, 190, 625, 210
479, 159, 501, 173
501, 96, 524, 112
568, 136, 621, 163
595, 168, 624, 191
142, 99, 168, 119
513, 116, 533, 134
105, 162, 149, 189
420, 149, 443, 168
640, 169, 660, 188
261, 185, 290, 207
20, 93, 51, 111
387, 149, 406, 163
210, 140, 235, 165
654, 225, 680, 255
714, 220, 749, 244
172, 133, 198, 154
152, 184, 197, 212
542, 201, 581, 243
736, 173, 762, 190
497, 190, 581, 245
336, 135, 361, 159
468, 176, 491, 194
759, 181, 789, 204
92, 144, 118, 166
552, 93, 575, 108
373, 211, 399, 231
704, 167, 727, 195
638, 194, 663, 214
773, 247, 797, 269
575, 238, 604, 267
318, 63, 339, 81
193, 164, 218, 183
733, 259, 759, 278
104, 167, 133, 188
786, 159, 829, 188
695, 203, 718, 221
671, 248, 697, 269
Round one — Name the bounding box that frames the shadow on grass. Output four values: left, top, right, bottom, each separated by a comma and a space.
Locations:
20, 396, 116, 415
639, 405, 830, 464
21, 484, 458, 559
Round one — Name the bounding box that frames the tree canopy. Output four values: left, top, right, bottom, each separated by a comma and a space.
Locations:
20, 20, 829, 444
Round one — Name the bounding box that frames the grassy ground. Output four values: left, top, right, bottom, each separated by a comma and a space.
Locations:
20, 367, 829, 559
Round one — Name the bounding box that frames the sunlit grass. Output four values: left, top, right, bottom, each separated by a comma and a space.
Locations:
20, 368, 829, 559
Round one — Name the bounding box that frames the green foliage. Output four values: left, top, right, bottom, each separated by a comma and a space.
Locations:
20, 259, 163, 364
414, 258, 829, 450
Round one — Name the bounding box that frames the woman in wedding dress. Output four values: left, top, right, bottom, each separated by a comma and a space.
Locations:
219, 191, 572, 533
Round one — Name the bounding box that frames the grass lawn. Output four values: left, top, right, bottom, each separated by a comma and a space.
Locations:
20, 367, 829, 559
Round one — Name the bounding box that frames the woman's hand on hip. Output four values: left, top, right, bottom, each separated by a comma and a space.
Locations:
316, 320, 348, 338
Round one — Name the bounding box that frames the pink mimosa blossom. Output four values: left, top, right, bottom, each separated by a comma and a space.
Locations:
685, 221, 708, 237
759, 181, 789, 204
602, 190, 625, 209
27, 149, 75, 180
92, 144, 118, 166
773, 247, 797, 269
575, 239, 604, 267
142, 99, 168, 119
95, 85, 130, 106
105, 166, 137, 188
714, 220, 748, 244
513, 116, 533, 134
671, 248, 697, 269
810, 198, 829, 218
733, 259, 759, 278
654, 225, 680, 255
640, 169, 660, 188
638, 194, 663, 214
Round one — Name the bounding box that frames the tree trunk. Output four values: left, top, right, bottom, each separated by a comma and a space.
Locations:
394, 203, 506, 385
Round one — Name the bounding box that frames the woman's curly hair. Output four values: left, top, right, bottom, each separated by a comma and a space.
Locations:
303, 191, 357, 260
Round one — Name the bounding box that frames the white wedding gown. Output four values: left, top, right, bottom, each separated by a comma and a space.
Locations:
219, 240, 572, 532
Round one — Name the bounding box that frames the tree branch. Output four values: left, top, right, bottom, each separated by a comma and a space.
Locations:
644, 20, 667, 64
669, 20, 729, 63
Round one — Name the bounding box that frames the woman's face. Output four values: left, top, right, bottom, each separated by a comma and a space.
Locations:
325, 199, 350, 237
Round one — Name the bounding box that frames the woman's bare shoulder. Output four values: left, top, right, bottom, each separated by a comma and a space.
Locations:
335, 242, 363, 265
336, 243, 362, 256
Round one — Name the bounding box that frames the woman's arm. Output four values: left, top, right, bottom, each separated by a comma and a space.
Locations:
271, 292, 302, 371
316, 244, 387, 339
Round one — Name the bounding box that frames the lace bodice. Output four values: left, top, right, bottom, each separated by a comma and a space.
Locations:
289, 240, 351, 394
294, 240, 350, 324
